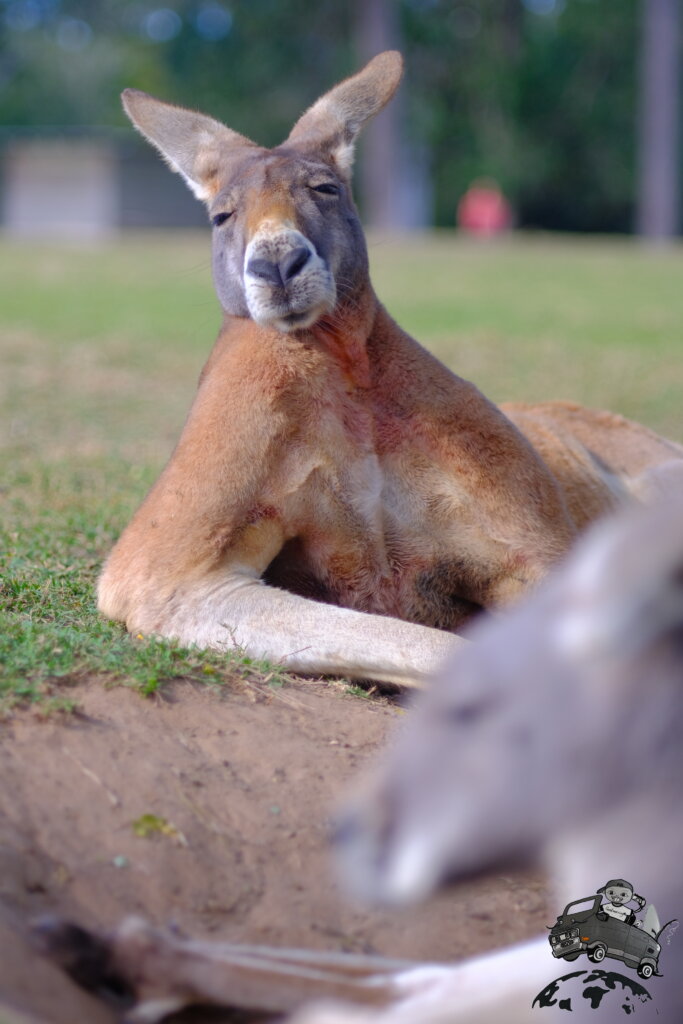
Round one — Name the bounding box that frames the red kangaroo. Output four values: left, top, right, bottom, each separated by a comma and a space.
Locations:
98, 51, 683, 686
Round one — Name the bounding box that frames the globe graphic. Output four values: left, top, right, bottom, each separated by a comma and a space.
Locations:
533, 969, 653, 1015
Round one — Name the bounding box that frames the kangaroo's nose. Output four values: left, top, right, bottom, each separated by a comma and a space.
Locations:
246, 257, 283, 287
280, 246, 311, 282
246, 246, 311, 288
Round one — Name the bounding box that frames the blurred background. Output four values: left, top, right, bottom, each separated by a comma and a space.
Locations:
0, 0, 680, 239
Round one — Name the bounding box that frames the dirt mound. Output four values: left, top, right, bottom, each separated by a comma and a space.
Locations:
0, 680, 549, 1022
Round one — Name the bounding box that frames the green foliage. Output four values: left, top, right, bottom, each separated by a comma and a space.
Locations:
0, 0, 651, 230
344, 685, 374, 700
404, 0, 639, 229
0, 0, 354, 142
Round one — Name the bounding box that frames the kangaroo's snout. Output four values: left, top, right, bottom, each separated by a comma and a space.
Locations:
280, 245, 313, 282
244, 224, 335, 332
246, 246, 313, 289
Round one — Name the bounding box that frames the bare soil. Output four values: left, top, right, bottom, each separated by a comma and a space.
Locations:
0, 679, 550, 1022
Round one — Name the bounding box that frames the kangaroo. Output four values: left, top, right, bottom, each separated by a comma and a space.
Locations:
97, 51, 682, 685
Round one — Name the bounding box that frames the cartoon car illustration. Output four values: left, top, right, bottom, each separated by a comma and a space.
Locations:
549, 895, 661, 979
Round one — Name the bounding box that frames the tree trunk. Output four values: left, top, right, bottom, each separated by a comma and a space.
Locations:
636, 0, 680, 239
355, 0, 431, 229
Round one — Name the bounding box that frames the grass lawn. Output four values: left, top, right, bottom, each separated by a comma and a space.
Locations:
1, 230, 682, 706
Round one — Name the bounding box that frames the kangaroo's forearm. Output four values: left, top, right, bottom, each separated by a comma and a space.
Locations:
117, 573, 462, 687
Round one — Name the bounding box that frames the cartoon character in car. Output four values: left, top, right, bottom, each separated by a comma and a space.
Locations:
548, 880, 667, 980
596, 879, 646, 926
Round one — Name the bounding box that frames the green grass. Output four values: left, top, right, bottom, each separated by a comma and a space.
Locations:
0, 456, 288, 707
1, 231, 682, 706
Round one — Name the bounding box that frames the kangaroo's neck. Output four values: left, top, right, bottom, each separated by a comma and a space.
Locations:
307, 280, 385, 390
216, 284, 405, 393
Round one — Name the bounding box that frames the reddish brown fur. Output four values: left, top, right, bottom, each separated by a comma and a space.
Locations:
244, 190, 297, 237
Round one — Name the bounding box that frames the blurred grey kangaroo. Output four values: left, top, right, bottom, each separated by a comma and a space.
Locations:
97, 51, 682, 685
326, 487, 683, 1022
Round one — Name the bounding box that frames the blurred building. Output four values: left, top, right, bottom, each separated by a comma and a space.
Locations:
0, 131, 207, 238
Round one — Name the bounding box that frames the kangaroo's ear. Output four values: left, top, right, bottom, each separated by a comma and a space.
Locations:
286, 51, 403, 177
121, 90, 255, 202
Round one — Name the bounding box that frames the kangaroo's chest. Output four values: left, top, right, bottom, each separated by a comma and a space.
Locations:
266, 397, 491, 630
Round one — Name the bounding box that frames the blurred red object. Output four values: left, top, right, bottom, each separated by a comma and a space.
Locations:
457, 179, 512, 236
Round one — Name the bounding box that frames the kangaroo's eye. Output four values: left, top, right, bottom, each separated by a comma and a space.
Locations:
311, 183, 339, 196
445, 691, 501, 725
212, 211, 233, 228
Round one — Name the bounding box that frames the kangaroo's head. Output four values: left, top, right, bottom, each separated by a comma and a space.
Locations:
122, 52, 402, 333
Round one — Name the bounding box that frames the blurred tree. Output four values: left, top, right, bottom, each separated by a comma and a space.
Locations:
636, 0, 680, 239
404, 0, 643, 231
355, 0, 431, 228
0, 1, 354, 137
356, 0, 404, 228
0, 0, 678, 233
